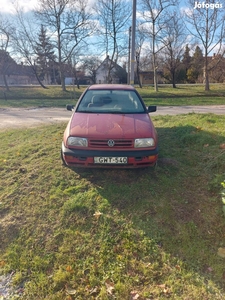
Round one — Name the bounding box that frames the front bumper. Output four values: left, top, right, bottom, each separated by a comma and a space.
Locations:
61, 142, 158, 168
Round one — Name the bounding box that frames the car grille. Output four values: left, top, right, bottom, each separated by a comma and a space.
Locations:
89, 139, 133, 148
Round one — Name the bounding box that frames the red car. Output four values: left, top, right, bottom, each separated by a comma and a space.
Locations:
61, 84, 158, 168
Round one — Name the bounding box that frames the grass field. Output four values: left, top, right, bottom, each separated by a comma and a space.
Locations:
0, 113, 225, 299
0, 84, 225, 107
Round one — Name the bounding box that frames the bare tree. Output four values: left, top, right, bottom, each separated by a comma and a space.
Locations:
0, 16, 14, 91
185, 0, 225, 90
135, 24, 147, 88
10, 8, 48, 88
82, 56, 102, 84
93, 0, 131, 83
35, 0, 94, 91
161, 12, 188, 88
140, 0, 176, 91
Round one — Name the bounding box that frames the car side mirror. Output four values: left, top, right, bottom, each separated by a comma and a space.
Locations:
66, 104, 75, 111
147, 105, 157, 113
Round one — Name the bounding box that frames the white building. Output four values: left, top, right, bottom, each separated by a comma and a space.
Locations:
95, 56, 127, 84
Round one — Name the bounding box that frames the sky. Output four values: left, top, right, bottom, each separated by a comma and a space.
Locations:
1, 0, 224, 57
1, 0, 100, 14
1, 0, 38, 14
2, 0, 188, 15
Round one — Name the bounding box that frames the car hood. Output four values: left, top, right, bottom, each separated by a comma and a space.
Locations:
69, 113, 155, 139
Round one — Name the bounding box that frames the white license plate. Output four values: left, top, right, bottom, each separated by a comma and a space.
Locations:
94, 157, 127, 164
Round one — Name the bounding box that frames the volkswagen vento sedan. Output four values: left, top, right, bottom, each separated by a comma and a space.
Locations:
61, 84, 158, 168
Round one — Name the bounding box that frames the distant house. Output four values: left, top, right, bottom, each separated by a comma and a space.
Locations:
95, 56, 127, 84
65, 70, 92, 85
0, 56, 39, 86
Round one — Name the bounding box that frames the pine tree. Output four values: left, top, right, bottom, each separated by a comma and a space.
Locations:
35, 25, 56, 84
182, 44, 191, 81
187, 46, 204, 83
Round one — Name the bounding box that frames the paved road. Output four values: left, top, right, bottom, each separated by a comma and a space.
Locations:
0, 105, 225, 129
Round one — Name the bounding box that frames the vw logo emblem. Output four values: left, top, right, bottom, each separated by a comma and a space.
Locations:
108, 140, 115, 147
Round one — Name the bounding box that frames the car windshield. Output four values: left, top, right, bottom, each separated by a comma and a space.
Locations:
76, 89, 146, 113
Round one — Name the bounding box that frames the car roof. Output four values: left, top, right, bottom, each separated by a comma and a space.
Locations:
87, 84, 136, 91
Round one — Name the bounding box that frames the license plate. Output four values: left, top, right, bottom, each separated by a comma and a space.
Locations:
94, 157, 127, 164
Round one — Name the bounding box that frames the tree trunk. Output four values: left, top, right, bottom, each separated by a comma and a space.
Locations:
153, 60, 158, 92
32, 66, 48, 89
137, 68, 142, 88
136, 53, 142, 88
36, 76, 48, 89
61, 73, 66, 91
152, 21, 158, 92
172, 70, 176, 88
204, 9, 210, 91
3, 74, 10, 92
204, 58, 210, 91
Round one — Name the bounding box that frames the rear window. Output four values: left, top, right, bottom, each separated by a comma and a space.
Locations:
77, 90, 146, 113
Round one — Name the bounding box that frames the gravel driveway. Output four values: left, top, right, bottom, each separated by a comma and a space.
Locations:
0, 105, 225, 129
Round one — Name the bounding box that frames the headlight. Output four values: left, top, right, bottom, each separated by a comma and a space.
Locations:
134, 138, 155, 148
67, 137, 88, 147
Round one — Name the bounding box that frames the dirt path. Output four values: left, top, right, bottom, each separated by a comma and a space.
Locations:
0, 105, 225, 129
0, 107, 70, 129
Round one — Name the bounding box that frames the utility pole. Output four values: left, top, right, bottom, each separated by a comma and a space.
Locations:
127, 27, 131, 84
130, 0, 136, 85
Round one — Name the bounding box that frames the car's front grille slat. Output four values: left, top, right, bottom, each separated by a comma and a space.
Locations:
89, 139, 133, 148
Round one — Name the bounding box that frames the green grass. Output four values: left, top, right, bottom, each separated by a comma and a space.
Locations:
0, 85, 83, 108
0, 84, 225, 107
0, 114, 225, 299
139, 84, 225, 106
